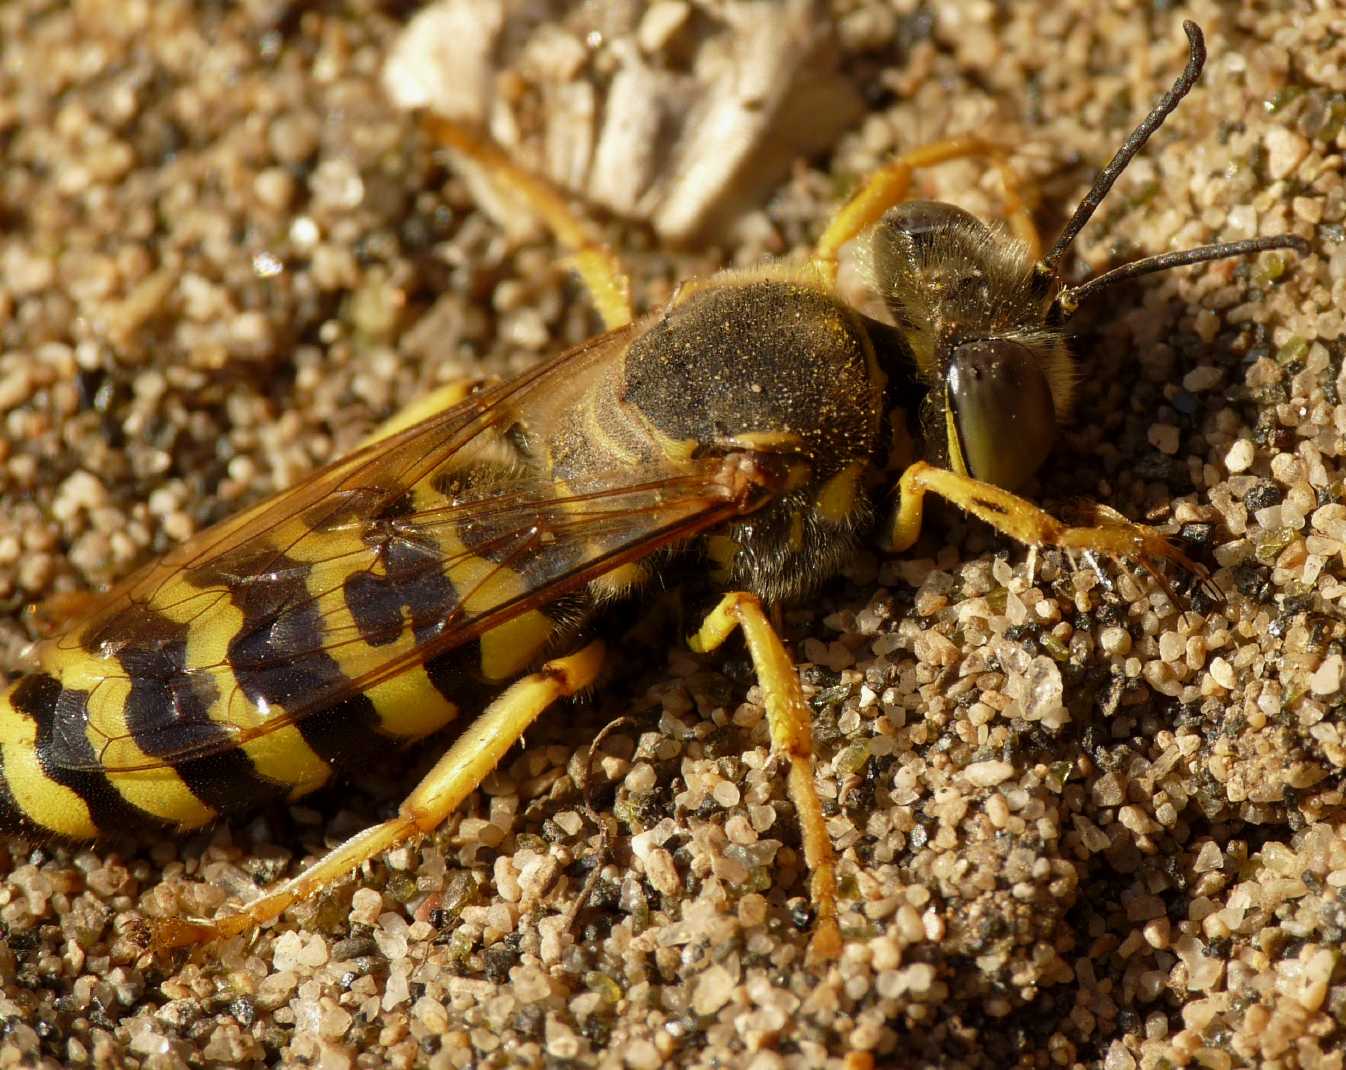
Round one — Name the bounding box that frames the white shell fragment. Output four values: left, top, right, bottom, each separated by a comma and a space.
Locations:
383, 0, 863, 243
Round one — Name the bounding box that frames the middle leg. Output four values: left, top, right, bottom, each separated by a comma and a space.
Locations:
689, 591, 843, 964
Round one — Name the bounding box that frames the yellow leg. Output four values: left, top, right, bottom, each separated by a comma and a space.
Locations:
689, 592, 842, 964
156, 641, 606, 948
886, 460, 1206, 578
813, 135, 1041, 282
423, 116, 632, 330
358, 377, 487, 448
26, 590, 108, 638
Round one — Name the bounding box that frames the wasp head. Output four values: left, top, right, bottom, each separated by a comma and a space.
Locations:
855, 200, 1073, 491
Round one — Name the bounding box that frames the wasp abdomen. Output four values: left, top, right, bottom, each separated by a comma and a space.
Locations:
0, 444, 576, 839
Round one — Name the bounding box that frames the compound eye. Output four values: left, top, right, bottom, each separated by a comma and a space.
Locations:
945, 339, 1056, 490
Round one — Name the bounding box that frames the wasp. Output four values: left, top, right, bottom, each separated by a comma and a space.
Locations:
0, 22, 1306, 961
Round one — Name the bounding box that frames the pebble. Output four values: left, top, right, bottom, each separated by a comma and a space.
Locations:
964, 760, 1014, 787
1148, 423, 1180, 455
1310, 654, 1342, 696
1264, 126, 1310, 181
692, 964, 736, 1016
1225, 439, 1256, 473
1181, 365, 1223, 392
624, 1041, 662, 1070
1101, 626, 1133, 655
637, 1, 689, 53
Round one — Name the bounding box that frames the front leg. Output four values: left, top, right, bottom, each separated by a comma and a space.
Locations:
886, 460, 1207, 582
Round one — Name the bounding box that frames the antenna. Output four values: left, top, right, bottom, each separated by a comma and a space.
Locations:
1039, 21, 1309, 317
1043, 21, 1206, 274
1057, 234, 1308, 316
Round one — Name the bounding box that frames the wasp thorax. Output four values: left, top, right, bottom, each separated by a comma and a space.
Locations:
621, 275, 887, 599
623, 277, 883, 470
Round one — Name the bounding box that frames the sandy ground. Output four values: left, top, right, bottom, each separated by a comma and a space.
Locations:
0, 1, 1342, 1067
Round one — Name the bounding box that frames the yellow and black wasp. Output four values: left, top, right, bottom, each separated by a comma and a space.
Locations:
0, 21, 1307, 960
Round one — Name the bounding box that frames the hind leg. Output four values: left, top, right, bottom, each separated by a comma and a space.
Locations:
156, 642, 605, 948
424, 116, 632, 330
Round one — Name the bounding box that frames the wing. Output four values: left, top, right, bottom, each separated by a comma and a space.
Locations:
35, 326, 763, 773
